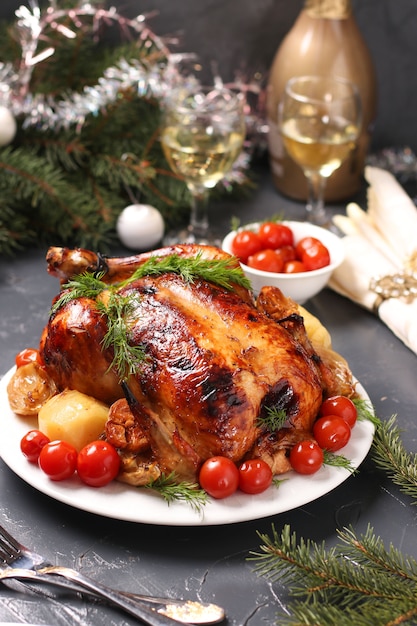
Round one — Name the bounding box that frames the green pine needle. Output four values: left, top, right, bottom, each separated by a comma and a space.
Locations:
145, 472, 208, 514
371, 415, 417, 504
323, 449, 356, 473
251, 523, 417, 625
353, 396, 382, 428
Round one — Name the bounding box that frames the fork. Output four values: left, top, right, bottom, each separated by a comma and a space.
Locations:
0, 523, 224, 625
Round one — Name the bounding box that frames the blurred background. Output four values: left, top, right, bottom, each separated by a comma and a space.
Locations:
0, 0, 414, 152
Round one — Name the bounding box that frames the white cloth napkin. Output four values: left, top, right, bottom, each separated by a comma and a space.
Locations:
329, 165, 417, 355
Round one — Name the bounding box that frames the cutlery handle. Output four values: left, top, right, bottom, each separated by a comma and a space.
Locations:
44, 566, 185, 626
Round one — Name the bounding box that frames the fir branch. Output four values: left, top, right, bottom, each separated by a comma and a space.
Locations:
145, 472, 208, 514
251, 523, 417, 625
122, 252, 252, 291
323, 450, 356, 474
353, 396, 382, 428
371, 415, 417, 504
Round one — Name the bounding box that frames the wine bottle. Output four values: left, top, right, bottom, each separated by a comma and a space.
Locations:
266, 0, 377, 202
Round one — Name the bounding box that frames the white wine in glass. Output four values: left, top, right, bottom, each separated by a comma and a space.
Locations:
160, 86, 245, 245
279, 75, 361, 226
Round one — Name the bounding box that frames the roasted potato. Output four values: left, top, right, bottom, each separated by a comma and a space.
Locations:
38, 389, 109, 451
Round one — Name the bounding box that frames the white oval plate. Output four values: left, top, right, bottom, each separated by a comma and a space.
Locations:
0, 367, 375, 526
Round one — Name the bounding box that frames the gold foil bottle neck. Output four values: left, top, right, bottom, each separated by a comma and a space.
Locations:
305, 0, 351, 19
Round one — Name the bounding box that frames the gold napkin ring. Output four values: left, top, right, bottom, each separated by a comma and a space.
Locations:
370, 272, 417, 311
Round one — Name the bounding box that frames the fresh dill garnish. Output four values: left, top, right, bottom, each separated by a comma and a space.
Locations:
258, 406, 288, 431
353, 396, 381, 428
145, 472, 208, 513
122, 252, 251, 291
51, 272, 108, 312
323, 449, 356, 473
49, 252, 252, 380
97, 292, 147, 380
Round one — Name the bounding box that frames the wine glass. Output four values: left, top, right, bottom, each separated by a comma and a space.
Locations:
160, 85, 246, 245
278, 75, 361, 226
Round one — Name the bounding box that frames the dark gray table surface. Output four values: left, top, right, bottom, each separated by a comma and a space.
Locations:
1, 168, 416, 626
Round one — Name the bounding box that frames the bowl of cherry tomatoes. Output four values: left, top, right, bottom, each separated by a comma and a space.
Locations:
222, 220, 344, 303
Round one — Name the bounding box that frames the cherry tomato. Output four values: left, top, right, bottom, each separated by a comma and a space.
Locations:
238, 459, 273, 494
276, 245, 297, 264
231, 230, 262, 263
289, 440, 324, 475
199, 456, 239, 499
295, 236, 322, 260
38, 440, 78, 481
258, 222, 294, 249
247, 249, 285, 273
284, 260, 307, 274
15, 348, 43, 368
313, 415, 351, 452
320, 395, 357, 428
77, 440, 121, 487
301, 241, 331, 271
20, 430, 50, 463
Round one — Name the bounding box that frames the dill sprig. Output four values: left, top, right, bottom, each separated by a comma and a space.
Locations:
257, 406, 288, 431
49, 252, 252, 380
145, 472, 208, 514
97, 292, 147, 380
122, 252, 251, 291
250, 523, 417, 625
51, 272, 108, 312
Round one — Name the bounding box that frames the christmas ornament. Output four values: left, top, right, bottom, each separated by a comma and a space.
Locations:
0, 106, 17, 146
117, 204, 165, 250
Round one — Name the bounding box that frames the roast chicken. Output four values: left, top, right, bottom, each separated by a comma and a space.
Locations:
39, 244, 355, 484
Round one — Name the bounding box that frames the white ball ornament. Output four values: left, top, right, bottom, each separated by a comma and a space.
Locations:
117, 204, 165, 250
0, 106, 17, 147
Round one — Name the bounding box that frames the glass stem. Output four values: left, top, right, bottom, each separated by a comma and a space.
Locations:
188, 185, 209, 240
305, 173, 327, 225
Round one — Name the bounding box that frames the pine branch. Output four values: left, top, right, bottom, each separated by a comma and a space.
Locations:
371, 415, 417, 504
251, 524, 417, 625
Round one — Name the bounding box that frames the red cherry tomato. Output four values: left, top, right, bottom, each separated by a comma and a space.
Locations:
289, 440, 324, 475
77, 440, 120, 487
38, 440, 78, 481
20, 430, 50, 463
284, 260, 307, 274
301, 241, 331, 271
313, 415, 351, 452
247, 249, 285, 273
231, 230, 262, 264
320, 395, 357, 428
15, 348, 43, 368
295, 236, 322, 260
276, 245, 297, 264
199, 456, 239, 499
238, 459, 273, 494
258, 222, 294, 249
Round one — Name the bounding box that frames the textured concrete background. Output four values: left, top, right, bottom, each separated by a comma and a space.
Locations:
0, 0, 416, 151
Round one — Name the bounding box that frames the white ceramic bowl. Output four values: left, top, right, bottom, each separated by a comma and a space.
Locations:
222, 220, 344, 304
